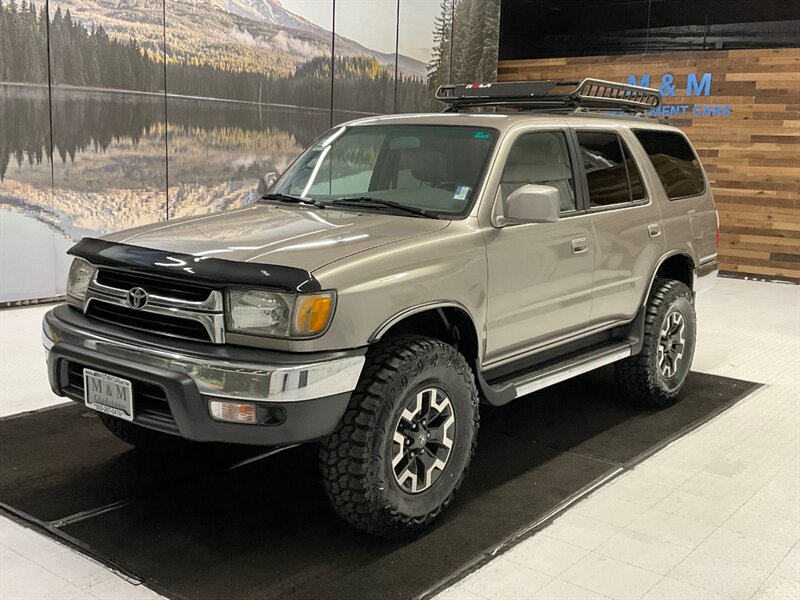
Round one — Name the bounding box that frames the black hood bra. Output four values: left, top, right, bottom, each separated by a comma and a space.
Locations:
69, 238, 322, 293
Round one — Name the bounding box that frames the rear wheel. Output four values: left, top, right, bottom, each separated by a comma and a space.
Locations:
98, 413, 177, 450
319, 335, 479, 537
615, 278, 696, 407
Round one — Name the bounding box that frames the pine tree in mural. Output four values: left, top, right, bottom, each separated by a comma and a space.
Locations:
427, 0, 453, 96
0, 0, 48, 84
428, 0, 501, 94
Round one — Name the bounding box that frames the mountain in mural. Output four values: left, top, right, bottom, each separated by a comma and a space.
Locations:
216, 0, 323, 34
49, 0, 427, 78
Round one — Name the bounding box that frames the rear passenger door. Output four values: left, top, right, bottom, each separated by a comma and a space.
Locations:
575, 128, 666, 325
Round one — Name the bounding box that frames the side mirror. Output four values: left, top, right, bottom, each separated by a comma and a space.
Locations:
500, 184, 560, 226
256, 172, 278, 196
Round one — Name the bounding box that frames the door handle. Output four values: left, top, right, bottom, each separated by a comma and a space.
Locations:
648, 224, 662, 238
571, 237, 588, 254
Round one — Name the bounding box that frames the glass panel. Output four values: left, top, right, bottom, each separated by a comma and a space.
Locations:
332, 0, 398, 124
577, 131, 632, 207
621, 139, 646, 201
0, 1, 65, 303
306, 131, 384, 197
499, 131, 576, 212
634, 130, 705, 199
451, 0, 501, 82
398, 0, 447, 112
49, 2, 167, 246
165, 0, 332, 220
275, 125, 498, 217
499, 0, 797, 59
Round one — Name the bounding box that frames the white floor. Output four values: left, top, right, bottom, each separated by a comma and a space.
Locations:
1, 278, 799, 600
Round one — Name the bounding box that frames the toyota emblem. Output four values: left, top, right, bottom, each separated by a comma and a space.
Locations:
126, 287, 149, 310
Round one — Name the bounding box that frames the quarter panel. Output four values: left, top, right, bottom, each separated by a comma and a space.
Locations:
623, 126, 718, 271
657, 185, 717, 268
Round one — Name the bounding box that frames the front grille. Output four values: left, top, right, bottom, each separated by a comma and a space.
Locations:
87, 300, 212, 342
95, 269, 214, 302
63, 361, 179, 434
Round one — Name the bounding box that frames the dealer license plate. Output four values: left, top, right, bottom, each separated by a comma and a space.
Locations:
83, 369, 134, 422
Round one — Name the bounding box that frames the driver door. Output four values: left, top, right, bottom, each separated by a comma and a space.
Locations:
483, 129, 595, 364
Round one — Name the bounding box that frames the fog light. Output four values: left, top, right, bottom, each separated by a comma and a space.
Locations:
209, 400, 257, 424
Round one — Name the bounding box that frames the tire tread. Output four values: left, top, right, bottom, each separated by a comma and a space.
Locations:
615, 278, 695, 407
319, 335, 479, 537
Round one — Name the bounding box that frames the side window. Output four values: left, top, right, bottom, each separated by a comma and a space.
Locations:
621, 140, 645, 201
577, 131, 643, 208
633, 130, 705, 199
499, 131, 576, 212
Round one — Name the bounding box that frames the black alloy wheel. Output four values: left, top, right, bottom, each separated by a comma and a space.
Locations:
391, 387, 456, 494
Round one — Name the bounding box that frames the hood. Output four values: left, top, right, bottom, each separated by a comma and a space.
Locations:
102, 203, 450, 272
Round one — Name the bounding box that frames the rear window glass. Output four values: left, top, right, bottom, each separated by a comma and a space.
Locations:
633, 130, 705, 199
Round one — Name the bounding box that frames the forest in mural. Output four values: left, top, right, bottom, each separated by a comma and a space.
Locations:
0, 0, 500, 304
0, 3, 430, 111
428, 0, 502, 93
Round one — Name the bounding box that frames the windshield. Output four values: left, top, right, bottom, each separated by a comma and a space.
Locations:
272, 124, 498, 218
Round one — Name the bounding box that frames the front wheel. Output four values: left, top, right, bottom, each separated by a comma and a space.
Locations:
319, 335, 479, 538
615, 278, 697, 407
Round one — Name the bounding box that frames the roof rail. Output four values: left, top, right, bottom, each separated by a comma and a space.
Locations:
435, 78, 661, 113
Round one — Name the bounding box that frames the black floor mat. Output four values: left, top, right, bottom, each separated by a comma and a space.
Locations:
0, 370, 759, 600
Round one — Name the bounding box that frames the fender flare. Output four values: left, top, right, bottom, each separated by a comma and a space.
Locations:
639, 250, 695, 308
368, 300, 479, 343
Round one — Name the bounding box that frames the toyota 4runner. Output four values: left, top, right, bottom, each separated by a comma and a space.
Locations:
42, 79, 719, 537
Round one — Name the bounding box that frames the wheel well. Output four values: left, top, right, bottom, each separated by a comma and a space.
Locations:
655, 254, 694, 291
379, 307, 480, 370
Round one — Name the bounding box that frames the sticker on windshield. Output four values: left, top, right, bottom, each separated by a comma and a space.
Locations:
454, 186, 471, 201
474, 131, 490, 139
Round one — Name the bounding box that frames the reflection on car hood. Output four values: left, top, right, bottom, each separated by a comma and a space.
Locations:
102, 203, 450, 272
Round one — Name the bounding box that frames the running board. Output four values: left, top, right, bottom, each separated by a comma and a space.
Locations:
489, 342, 633, 402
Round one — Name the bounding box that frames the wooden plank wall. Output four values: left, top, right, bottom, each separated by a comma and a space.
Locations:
498, 49, 800, 282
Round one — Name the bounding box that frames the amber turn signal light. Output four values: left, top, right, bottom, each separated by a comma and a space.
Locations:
293, 293, 334, 336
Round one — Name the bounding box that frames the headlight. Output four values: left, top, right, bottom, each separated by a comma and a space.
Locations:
66, 258, 97, 301
226, 289, 335, 338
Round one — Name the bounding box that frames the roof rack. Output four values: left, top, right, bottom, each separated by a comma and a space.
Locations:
435, 78, 661, 113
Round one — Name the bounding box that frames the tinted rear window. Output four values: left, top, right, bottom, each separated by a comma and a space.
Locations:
634, 130, 705, 199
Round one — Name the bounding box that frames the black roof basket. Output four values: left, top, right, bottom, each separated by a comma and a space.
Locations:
435, 78, 661, 113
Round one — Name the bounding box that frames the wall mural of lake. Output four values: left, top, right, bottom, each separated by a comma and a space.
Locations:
0, 0, 500, 305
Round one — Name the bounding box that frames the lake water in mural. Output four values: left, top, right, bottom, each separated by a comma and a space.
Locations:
0, 84, 332, 302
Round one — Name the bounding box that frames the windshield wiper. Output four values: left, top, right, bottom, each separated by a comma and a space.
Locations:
260, 193, 327, 209
330, 196, 439, 219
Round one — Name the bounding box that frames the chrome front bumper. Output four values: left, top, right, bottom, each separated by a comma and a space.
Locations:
42, 307, 364, 404
43, 305, 367, 444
